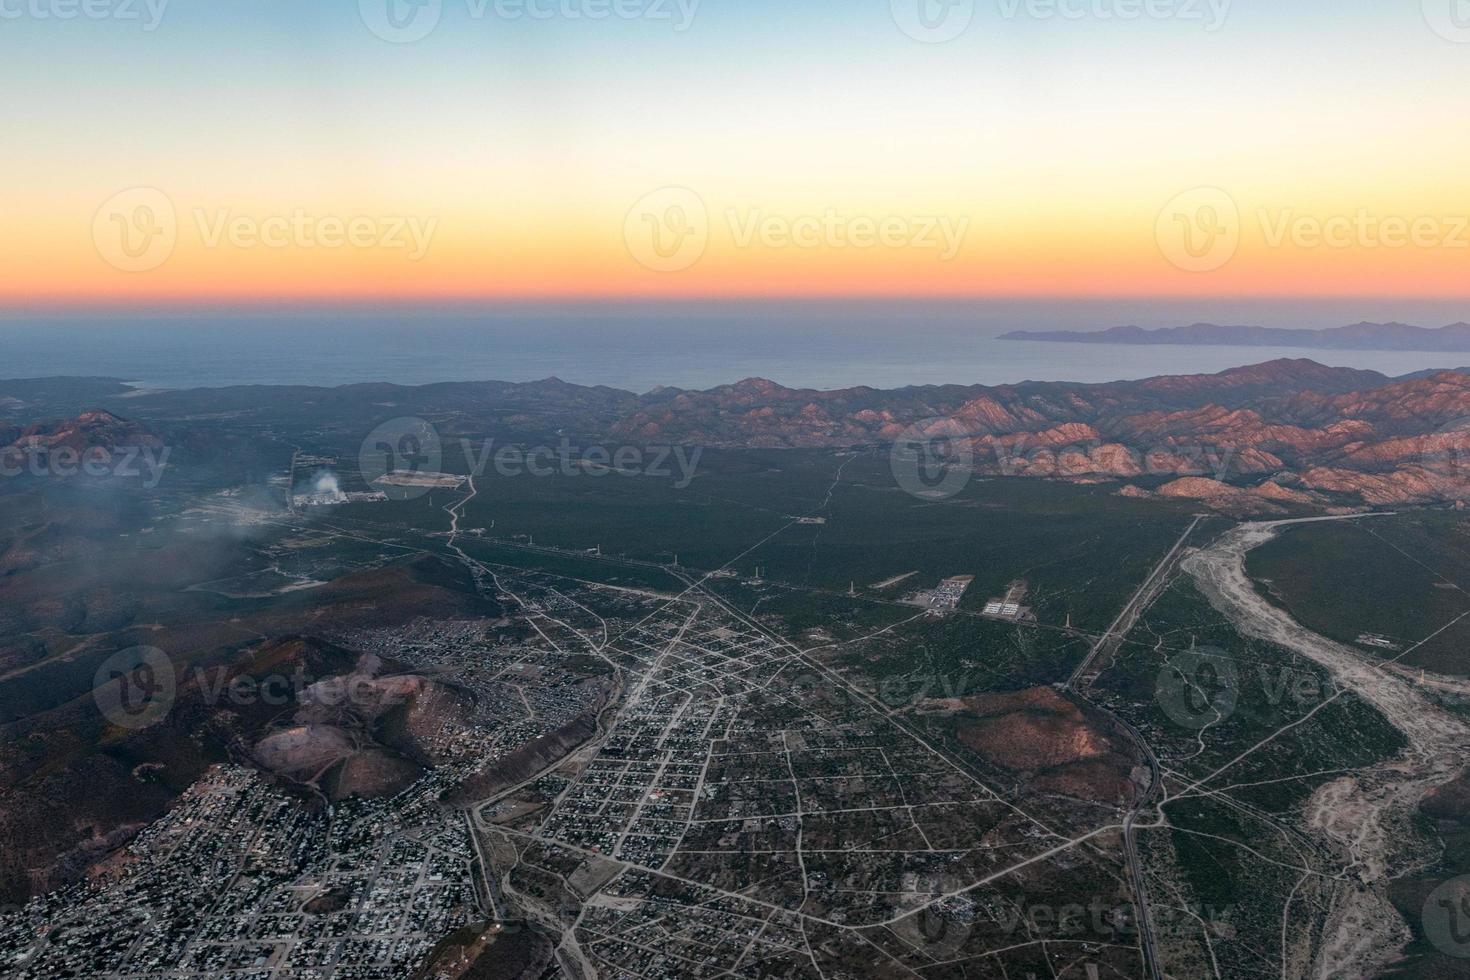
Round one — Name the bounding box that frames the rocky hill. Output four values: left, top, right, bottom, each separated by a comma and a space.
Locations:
6, 360, 1467, 508
0, 410, 161, 461
598, 362, 1470, 506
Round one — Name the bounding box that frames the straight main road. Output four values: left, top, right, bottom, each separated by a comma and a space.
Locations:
1066, 515, 1204, 692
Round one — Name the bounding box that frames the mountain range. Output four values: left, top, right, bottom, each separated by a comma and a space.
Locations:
1000, 321, 1470, 352
3, 359, 1469, 512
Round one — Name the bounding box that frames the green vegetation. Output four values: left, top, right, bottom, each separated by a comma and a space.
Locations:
1103, 577, 1407, 813
1247, 512, 1470, 675
373, 448, 1207, 637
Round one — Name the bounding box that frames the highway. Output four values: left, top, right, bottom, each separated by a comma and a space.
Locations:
1066, 514, 1205, 692
1062, 515, 1205, 980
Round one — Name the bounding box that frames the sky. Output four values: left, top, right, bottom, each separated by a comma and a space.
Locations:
4, 0, 1470, 307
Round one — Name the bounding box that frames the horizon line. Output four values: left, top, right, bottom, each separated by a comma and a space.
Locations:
2, 356, 1457, 396
4, 294, 1470, 320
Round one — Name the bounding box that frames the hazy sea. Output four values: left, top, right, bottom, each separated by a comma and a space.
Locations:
3, 300, 1468, 393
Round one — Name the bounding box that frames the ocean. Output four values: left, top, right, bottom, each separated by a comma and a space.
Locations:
3, 300, 1467, 392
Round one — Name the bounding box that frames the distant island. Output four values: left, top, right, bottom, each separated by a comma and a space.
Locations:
1000, 321, 1470, 352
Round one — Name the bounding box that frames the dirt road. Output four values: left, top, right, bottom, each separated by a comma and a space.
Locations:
1183, 516, 1470, 980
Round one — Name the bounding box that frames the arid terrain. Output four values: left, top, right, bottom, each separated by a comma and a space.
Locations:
0, 363, 1466, 978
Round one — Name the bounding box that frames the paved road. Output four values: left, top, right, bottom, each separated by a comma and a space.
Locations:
1061, 515, 1205, 980
1066, 515, 1204, 692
